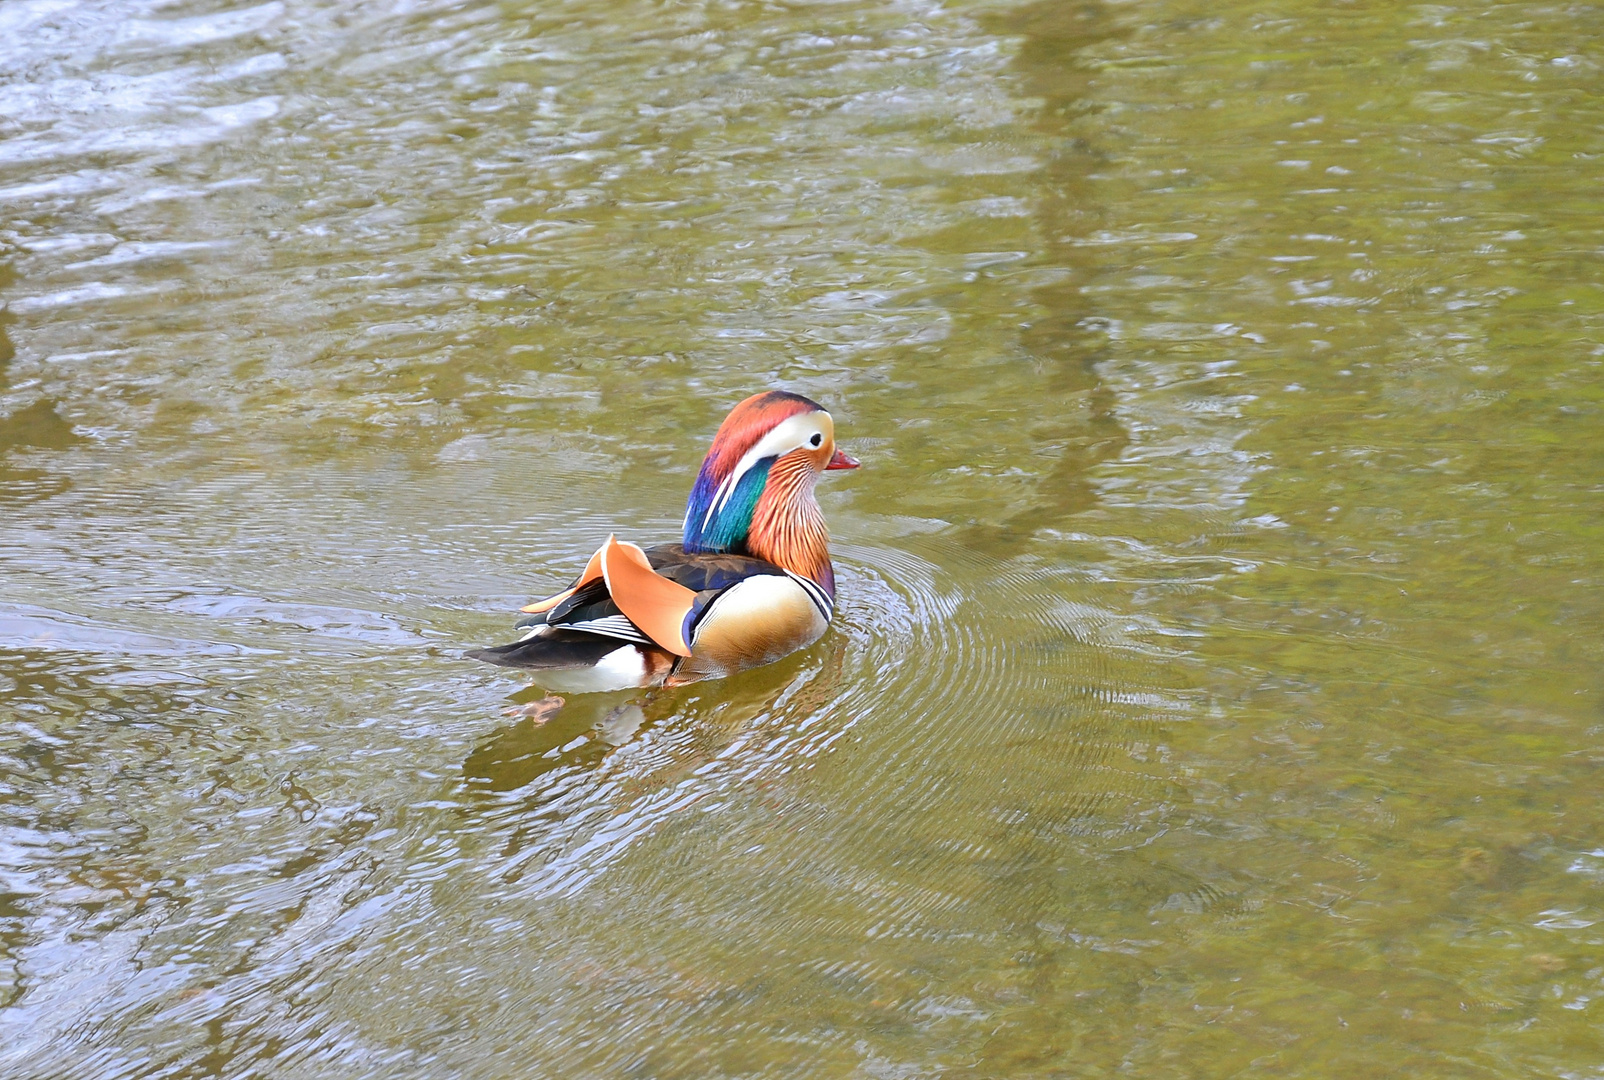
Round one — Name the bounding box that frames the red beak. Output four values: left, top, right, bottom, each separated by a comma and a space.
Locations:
826, 448, 860, 471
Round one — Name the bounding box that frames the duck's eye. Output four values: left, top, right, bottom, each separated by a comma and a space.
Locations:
809, 433, 823, 447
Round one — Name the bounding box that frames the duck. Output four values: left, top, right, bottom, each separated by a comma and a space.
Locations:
468, 390, 859, 692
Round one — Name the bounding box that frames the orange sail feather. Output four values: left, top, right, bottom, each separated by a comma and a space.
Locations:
599, 535, 698, 656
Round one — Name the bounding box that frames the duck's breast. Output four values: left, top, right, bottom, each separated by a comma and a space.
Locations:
680, 574, 830, 680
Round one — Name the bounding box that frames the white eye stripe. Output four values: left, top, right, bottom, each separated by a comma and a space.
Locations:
703, 411, 831, 530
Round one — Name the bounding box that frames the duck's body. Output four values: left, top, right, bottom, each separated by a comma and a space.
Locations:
469, 542, 832, 692
469, 391, 857, 692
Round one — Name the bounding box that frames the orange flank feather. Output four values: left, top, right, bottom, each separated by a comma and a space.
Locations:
518, 547, 604, 613
599, 535, 698, 657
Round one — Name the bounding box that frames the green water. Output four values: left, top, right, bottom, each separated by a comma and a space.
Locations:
2, 0, 1601, 1075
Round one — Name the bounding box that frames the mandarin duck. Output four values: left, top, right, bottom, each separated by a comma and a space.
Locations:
469, 391, 858, 692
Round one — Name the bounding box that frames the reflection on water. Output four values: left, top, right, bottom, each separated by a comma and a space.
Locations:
3, 0, 1603, 1075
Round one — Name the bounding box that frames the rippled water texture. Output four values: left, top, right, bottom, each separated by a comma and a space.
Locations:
2, 0, 1602, 1075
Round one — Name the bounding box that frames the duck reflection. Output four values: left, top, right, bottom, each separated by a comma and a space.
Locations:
463, 631, 848, 797
463, 688, 668, 793
0, 339, 82, 505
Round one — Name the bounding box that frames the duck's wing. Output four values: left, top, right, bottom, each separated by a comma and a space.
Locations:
510, 536, 697, 655
512, 541, 809, 657
642, 544, 788, 592
597, 537, 700, 655
521, 579, 654, 648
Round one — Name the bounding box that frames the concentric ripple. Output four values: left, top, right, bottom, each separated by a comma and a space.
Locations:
443, 531, 1191, 917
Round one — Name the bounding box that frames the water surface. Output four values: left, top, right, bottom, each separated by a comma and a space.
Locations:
2, 0, 1602, 1075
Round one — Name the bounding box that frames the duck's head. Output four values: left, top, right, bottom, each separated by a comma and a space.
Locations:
683, 391, 857, 585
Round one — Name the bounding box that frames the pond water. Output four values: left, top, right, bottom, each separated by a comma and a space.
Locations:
2, 0, 1601, 1076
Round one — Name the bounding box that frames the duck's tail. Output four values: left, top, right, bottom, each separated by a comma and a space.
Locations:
466, 629, 677, 692
466, 629, 632, 670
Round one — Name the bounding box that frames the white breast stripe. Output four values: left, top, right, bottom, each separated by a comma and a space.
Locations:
785, 571, 833, 621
